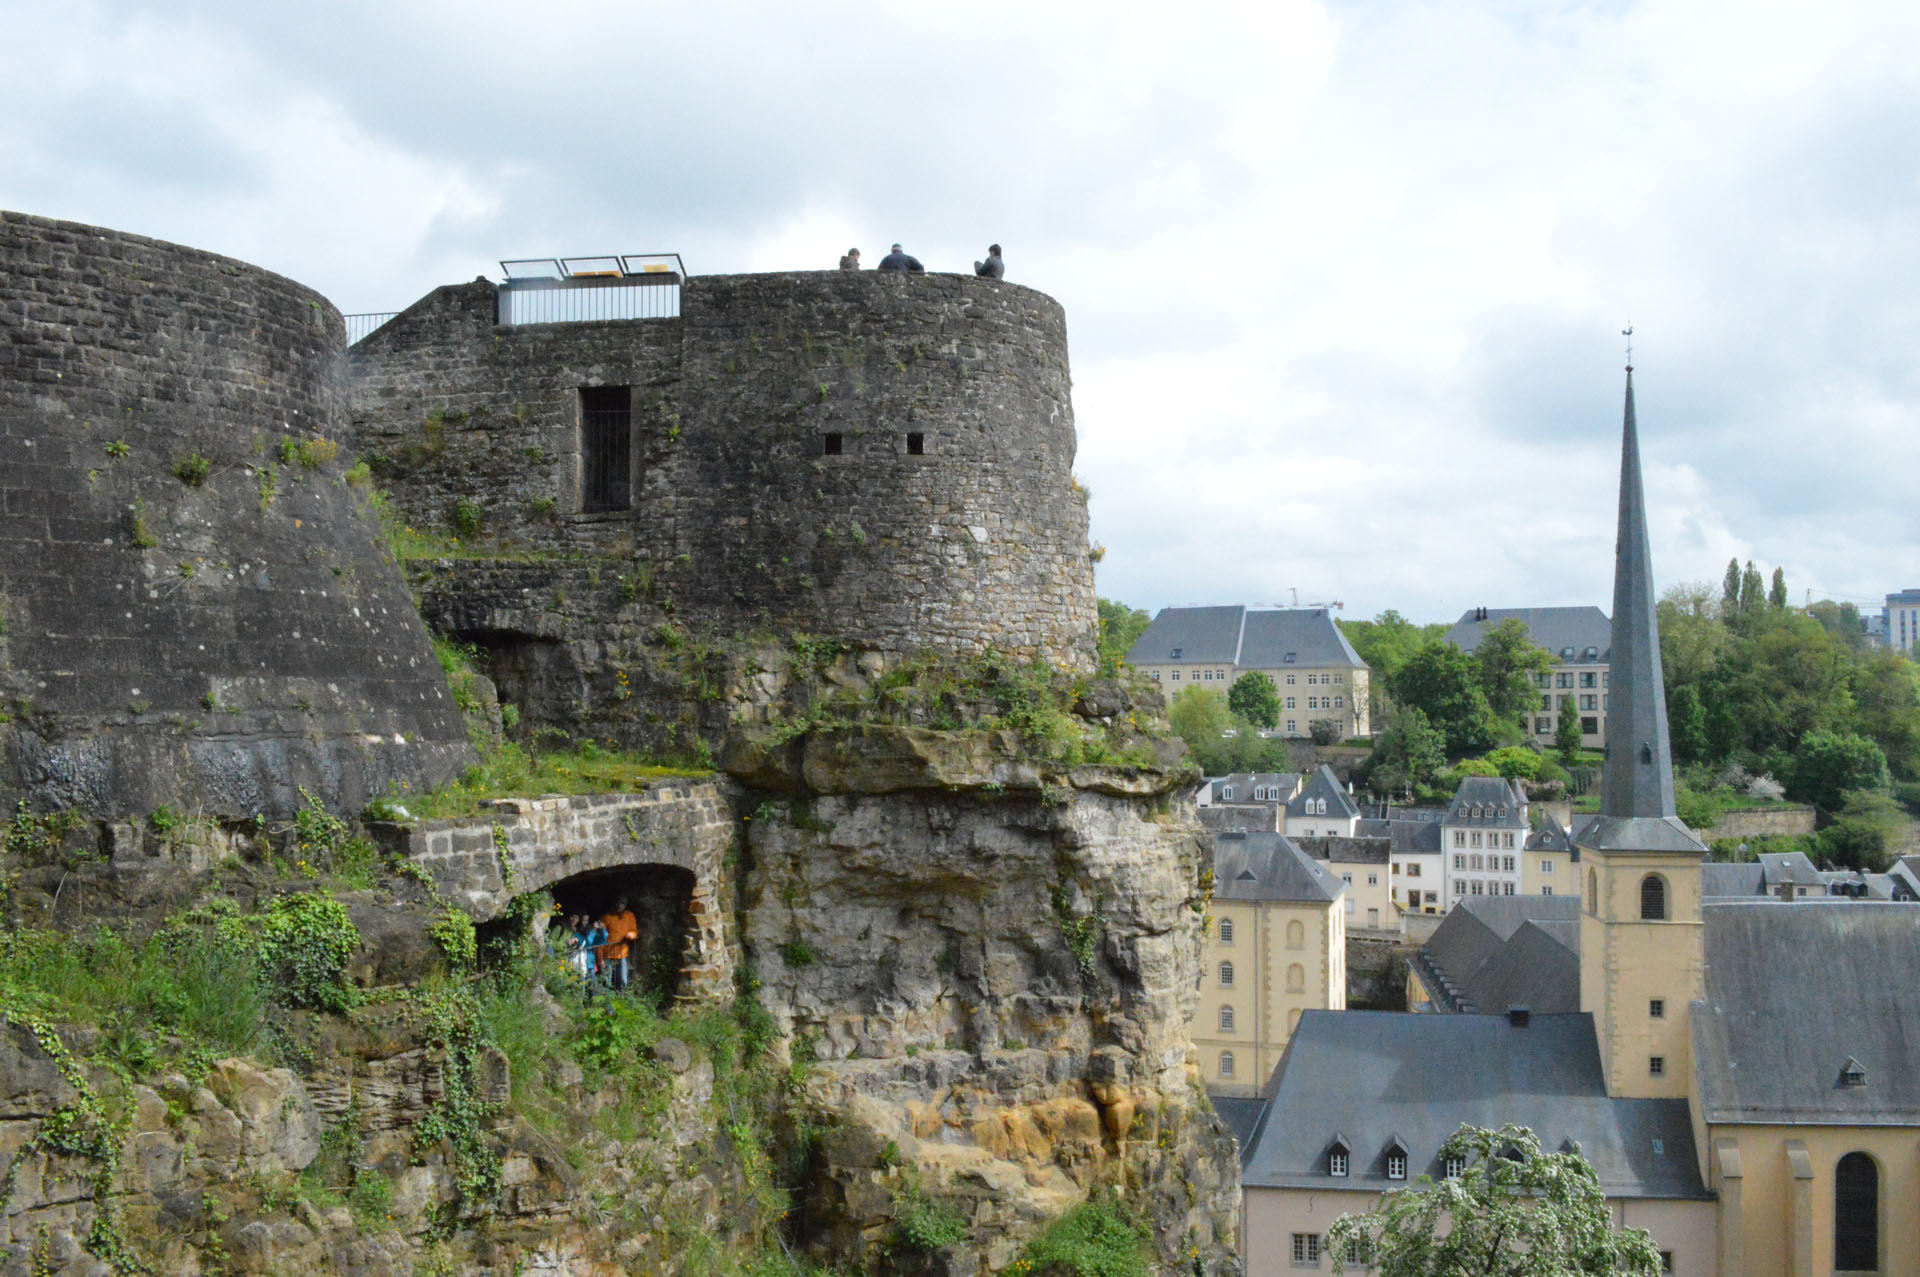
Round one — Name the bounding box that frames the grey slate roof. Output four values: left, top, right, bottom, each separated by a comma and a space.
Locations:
1702, 862, 1766, 898
1525, 822, 1574, 854
1415, 895, 1582, 1015
1355, 817, 1442, 856
1694, 902, 1920, 1125
1287, 765, 1359, 821
1210, 1094, 1270, 1158
1591, 370, 1700, 851
1212, 832, 1346, 905
1446, 607, 1612, 664
1206, 772, 1298, 804
1238, 608, 1367, 670
1445, 777, 1529, 828
1758, 851, 1825, 890
1123, 606, 1368, 669
1296, 835, 1390, 866
1126, 605, 1244, 665
1244, 1010, 1708, 1198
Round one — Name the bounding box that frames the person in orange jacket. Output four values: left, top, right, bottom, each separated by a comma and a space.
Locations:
599, 898, 639, 992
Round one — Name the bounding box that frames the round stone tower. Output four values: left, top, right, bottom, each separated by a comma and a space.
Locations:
0, 212, 474, 820
348, 269, 1097, 670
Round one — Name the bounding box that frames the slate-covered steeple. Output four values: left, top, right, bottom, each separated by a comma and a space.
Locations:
1578, 366, 1704, 853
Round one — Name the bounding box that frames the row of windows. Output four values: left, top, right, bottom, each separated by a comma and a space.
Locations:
1454, 879, 1518, 896
1214, 918, 1309, 947
1145, 669, 1352, 686
1536, 714, 1602, 736
1289, 695, 1345, 709
1454, 853, 1518, 872
1533, 670, 1609, 689
1451, 830, 1518, 849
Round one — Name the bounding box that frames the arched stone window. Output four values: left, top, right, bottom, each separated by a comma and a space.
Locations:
1219, 961, 1235, 987
1218, 918, 1234, 944
1835, 1152, 1878, 1271
1286, 919, 1305, 949
1287, 963, 1306, 993
1640, 873, 1668, 921
1219, 1050, 1236, 1078
1219, 1005, 1235, 1032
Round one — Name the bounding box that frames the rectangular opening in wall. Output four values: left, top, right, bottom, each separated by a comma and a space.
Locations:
580, 386, 632, 513
906, 432, 925, 455
822, 432, 843, 456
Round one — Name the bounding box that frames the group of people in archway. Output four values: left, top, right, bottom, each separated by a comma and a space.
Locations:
547, 898, 640, 994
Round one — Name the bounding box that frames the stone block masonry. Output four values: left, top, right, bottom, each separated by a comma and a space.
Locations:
348, 270, 1096, 672
381, 779, 738, 1000
0, 212, 475, 820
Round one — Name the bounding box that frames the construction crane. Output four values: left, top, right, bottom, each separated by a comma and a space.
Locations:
1283, 588, 1344, 611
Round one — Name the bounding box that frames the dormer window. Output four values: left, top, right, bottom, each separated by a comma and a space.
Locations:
1384, 1137, 1409, 1180
1328, 1134, 1350, 1177
1169, 647, 1183, 659
1222, 787, 1234, 801
1585, 646, 1599, 659
1285, 652, 1297, 663
1841, 1057, 1867, 1088
1561, 647, 1575, 659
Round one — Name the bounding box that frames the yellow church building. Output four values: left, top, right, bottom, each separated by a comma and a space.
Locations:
1233, 368, 1920, 1276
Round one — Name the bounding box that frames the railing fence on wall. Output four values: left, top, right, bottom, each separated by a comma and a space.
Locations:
344, 312, 399, 345
497, 275, 682, 325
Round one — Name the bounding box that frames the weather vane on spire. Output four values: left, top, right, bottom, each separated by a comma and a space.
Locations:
1623, 323, 1634, 371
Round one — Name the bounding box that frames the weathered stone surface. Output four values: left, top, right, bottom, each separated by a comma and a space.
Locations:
0, 211, 475, 820
742, 745, 1240, 1274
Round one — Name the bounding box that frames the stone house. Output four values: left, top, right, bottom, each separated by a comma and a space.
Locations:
1281, 765, 1359, 839
1446, 604, 1613, 748
1440, 775, 1530, 904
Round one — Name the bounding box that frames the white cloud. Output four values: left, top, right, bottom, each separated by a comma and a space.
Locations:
6, 0, 1918, 623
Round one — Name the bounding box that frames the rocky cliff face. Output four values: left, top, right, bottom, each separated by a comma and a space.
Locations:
733, 724, 1240, 1275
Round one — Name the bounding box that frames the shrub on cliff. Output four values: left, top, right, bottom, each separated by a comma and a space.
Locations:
1013, 1194, 1151, 1276
256, 892, 362, 1012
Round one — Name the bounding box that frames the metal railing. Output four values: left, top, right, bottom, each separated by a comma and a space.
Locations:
497, 275, 682, 325
344, 312, 399, 345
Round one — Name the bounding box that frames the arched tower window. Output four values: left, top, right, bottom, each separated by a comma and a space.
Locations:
1640, 874, 1668, 921
1218, 918, 1234, 944
1835, 1152, 1878, 1271
1219, 961, 1235, 987
1286, 919, 1305, 949
1218, 1006, 1235, 1032
1287, 963, 1306, 993
1588, 868, 1598, 913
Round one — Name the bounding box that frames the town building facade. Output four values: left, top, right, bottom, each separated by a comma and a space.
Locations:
1446, 605, 1613, 748
1126, 606, 1371, 739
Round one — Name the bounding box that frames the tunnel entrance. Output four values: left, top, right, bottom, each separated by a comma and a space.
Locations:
523, 862, 696, 1001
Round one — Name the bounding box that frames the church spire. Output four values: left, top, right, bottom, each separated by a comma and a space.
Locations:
1581, 362, 1704, 853
1599, 366, 1676, 819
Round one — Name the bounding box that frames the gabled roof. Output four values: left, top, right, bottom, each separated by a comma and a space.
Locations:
1212, 831, 1346, 905
1244, 1010, 1708, 1198
1123, 606, 1368, 670
1757, 851, 1824, 889
1445, 777, 1529, 828
1238, 608, 1368, 670
1446, 607, 1612, 665
1209, 1093, 1270, 1159
1415, 895, 1582, 1015
1126, 605, 1245, 665
1694, 903, 1920, 1125
1525, 821, 1573, 854
1205, 772, 1298, 804
1287, 765, 1359, 821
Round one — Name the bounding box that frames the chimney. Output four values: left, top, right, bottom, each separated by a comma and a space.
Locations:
1507, 1006, 1531, 1028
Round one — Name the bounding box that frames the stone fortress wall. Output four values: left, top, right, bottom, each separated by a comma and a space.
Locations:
346, 270, 1096, 671
0, 212, 475, 820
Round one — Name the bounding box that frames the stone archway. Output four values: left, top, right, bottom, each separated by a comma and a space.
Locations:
543, 862, 696, 1000
386, 780, 736, 1001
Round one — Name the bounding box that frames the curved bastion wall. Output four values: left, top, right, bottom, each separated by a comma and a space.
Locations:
0, 212, 475, 820
348, 270, 1097, 669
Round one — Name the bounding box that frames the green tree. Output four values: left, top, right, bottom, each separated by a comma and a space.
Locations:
1849, 649, 1920, 780
1343, 610, 1449, 729
1813, 790, 1907, 873
1738, 560, 1764, 617
1769, 566, 1788, 611
1095, 598, 1151, 678
1470, 619, 1554, 729
1554, 699, 1585, 766
1392, 641, 1499, 756
1789, 731, 1890, 813
1657, 583, 1727, 691
1485, 746, 1542, 780
1722, 558, 1742, 613
1168, 686, 1237, 768
1368, 707, 1447, 796
1227, 671, 1282, 730
1328, 1124, 1662, 1277
1667, 683, 1707, 765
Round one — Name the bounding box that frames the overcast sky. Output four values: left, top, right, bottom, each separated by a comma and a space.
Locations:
7, 0, 1916, 625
